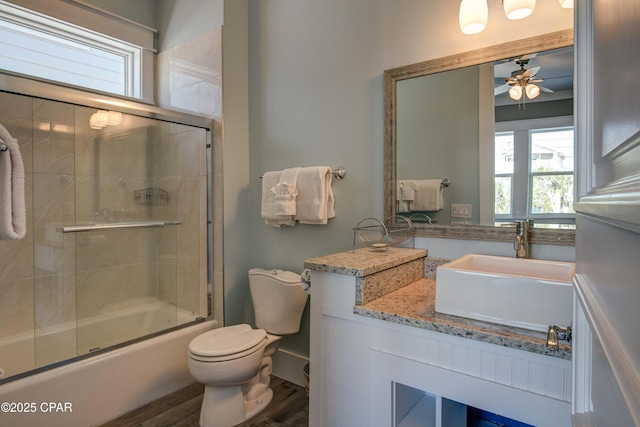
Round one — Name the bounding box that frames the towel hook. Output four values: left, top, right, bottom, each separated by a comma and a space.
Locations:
0, 143, 7, 152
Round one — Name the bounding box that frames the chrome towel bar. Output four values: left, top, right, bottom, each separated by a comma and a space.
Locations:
260, 166, 347, 181
61, 220, 182, 233
0, 143, 7, 152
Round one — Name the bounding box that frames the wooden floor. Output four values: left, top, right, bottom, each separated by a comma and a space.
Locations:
101, 377, 309, 427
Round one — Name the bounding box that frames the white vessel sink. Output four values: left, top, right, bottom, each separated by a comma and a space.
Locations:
435, 254, 575, 332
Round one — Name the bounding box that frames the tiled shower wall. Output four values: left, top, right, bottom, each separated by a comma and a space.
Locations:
0, 91, 208, 341
157, 26, 223, 321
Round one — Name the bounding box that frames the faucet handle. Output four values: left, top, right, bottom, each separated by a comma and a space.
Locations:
546, 325, 572, 350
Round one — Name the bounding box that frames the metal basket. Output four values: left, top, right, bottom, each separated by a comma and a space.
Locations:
134, 188, 169, 206
353, 215, 415, 253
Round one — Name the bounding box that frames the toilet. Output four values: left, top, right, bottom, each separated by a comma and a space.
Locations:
188, 268, 309, 427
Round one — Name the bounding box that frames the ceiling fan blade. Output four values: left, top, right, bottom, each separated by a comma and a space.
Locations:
522, 66, 541, 78
494, 84, 511, 96
539, 86, 555, 93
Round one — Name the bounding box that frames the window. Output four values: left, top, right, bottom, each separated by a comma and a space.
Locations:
529, 128, 574, 217
0, 1, 143, 98
494, 125, 575, 228
494, 132, 514, 216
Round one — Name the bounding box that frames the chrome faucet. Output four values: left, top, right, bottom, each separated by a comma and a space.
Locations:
513, 219, 533, 258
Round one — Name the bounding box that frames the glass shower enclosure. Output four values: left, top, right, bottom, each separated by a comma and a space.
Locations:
0, 74, 212, 382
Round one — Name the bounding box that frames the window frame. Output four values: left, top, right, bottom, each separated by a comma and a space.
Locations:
0, 0, 153, 100
494, 116, 575, 226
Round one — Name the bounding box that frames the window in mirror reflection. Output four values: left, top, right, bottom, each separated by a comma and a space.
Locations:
495, 132, 515, 216
494, 126, 575, 229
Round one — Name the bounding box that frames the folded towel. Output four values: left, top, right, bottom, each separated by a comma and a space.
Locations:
396, 180, 413, 213
295, 166, 335, 224
261, 171, 296, 227
0, 124, 26, 240
410, 179, 444, 211
271, 167, 301, 216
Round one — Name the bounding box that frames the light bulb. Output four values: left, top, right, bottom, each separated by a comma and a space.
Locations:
509, 85, 523, 100
108, 111, 123, 126
94, 110, 109, 127
558, 0, 573, 8
459, 0, 488, 35
89, 114, 102, 129
504, 0, 536, 20
525, 84, 540, 99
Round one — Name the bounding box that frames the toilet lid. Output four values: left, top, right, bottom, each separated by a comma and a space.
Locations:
188, 324, 267, 358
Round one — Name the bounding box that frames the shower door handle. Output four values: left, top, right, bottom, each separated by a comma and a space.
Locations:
61, 220, 182, 233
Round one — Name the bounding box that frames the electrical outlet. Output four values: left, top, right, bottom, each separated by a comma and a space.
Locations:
451, 203, 472, 219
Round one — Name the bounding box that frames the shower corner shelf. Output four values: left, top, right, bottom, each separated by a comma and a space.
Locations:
135, 188, 169, 206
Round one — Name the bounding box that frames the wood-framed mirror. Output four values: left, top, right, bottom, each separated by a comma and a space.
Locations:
384, 29, 575, 245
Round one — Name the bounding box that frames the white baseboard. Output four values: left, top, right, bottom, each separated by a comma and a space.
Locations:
272, 348, 309, 387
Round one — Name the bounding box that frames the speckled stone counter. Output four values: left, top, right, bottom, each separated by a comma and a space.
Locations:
354, 278, 571, 360
304, 247, 428, 277
305, 248, 570, 360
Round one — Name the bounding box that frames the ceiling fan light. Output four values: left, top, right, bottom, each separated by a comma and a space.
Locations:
509, 85, 523, 100
526, 83, 540, 99
558, 0, 574, 8
459, 0, 488, 34
504, 0, 536, 20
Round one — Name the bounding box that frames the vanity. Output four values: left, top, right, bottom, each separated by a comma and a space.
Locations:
306, 247, 573, 427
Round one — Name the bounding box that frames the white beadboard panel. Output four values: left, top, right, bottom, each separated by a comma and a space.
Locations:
370, 349, 572, 427
368, 319, 572, 403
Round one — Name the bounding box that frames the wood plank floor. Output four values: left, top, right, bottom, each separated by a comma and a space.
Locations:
100, 377, 308, 427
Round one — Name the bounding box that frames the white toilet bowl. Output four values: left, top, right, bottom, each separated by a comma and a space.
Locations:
188, 268, 308, 427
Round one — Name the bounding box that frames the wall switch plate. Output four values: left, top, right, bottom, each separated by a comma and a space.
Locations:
451, 203, 472, 219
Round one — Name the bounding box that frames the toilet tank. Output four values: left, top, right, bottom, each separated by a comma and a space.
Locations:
249, 268, 309, 335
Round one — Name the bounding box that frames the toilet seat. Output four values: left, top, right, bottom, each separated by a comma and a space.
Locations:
188, 324, 267, 362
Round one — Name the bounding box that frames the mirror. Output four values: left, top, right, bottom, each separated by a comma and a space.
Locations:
384, 29, 575, 245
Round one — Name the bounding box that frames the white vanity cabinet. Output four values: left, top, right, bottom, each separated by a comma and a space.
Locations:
307, 258, 572, 427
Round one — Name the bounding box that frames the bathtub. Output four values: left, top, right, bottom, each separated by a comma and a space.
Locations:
0, 301, 201, 379
0, 307, 216, 427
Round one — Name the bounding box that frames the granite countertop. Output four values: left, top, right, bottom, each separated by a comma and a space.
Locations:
304, 247, 428, 277
354, 278, 571, 360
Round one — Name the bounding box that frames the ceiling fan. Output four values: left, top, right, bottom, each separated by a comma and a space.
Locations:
494, 57, 554, 101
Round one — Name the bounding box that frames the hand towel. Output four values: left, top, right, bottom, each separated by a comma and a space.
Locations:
396, 180, 412, 213
261, 171, 296, 227
271, 167, 301, 216
0, 124, 26, 240
410, 179, 444, 211
295, 166, 335, 225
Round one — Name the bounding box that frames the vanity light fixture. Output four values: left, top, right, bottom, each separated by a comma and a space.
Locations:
459, 0, 572, 34
459, 0, 488, 35
503, 0, 536, 20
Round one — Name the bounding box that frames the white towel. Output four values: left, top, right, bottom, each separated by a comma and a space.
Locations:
271, 167, 301, 216
397, 180, 416, 213
295, 166, 335, 225
261, 171, 296, 228
410, 179, 444, 211
0, 124, 26, 240
396, 180, 415, 213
